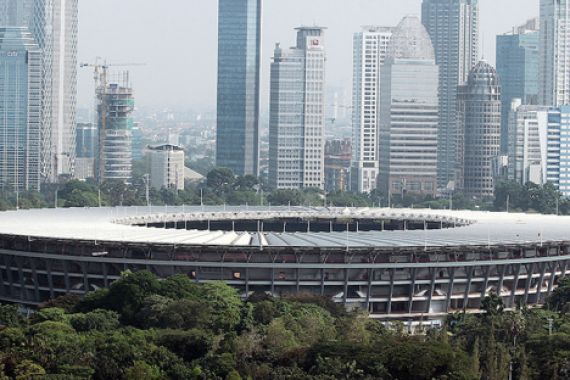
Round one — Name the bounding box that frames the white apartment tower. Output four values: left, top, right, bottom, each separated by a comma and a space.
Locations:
507, 100, 550, 185
268, 27, 326, 190
539, 0, 570, 106
149, 144, 185, 191
33, 0, 79, 182
351, 26, 392, 193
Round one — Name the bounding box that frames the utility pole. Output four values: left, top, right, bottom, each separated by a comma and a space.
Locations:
506, 194, 510, 213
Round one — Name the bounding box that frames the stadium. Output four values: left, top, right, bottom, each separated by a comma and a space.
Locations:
0, 206, 569, 321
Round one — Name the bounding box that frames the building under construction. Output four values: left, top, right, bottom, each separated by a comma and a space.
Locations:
97, 73, 135, 182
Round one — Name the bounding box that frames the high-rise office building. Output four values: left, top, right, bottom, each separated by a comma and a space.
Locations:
539, 0, 570, 107
0, 27, 41, 191
97, 79, 135, 182
0, 0, 33, 26
546, 106, 570, 196
507, 100, 549, 185
497, 19, 540, 153
216, 0, 261, 176
268, 27, 326, 190
422, 0, 479, 188
350, 26, 392, 194
457, 61, 501, 198
33, 0, 79, 182
0, 0, 78, 184
149, 144, 185, 191
75, 122, 97, 180
378, 16, 439, 197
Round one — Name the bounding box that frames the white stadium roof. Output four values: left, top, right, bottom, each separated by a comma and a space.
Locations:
0, 206, 569, 249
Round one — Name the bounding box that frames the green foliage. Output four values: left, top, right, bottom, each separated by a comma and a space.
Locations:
3, 271, 570, 379
156, 329, 213, 362
69, 309, 120, 332
200, 282, 242, 332
548, 277, 570, 312
0, 304, 22, 328
124, 361, 162, 380
494, 180, 568, 214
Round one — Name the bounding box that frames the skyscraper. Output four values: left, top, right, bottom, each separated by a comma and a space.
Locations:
32, 0, 79, 182
350, 26, 392, 194
0, 27, 41, 191
546, 106, 570, 196
422, 0, 479, 189
75, 122, 97, 180
539, 0, 570, 107
379, 16, 439, 197
457, 61, 501, 198
97, 79, 135, 182
507, 100, 549, 185
0, 0, 33, 26
268, 27, 326, 190
497, 19, 539, 152
216, 0, 261, 177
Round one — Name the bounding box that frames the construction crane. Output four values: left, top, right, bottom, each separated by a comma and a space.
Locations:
79, 59, 146, 182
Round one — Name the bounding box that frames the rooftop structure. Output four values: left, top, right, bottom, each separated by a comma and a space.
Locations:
0, 206, 569, 320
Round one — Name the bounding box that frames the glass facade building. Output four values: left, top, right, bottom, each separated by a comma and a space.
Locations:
539, 0, 570, 107
496, 20, 539, 153
546, 106, 570, 197
422, 0, 479, 189
216, 0, 261, 176
0, 27, 42, 191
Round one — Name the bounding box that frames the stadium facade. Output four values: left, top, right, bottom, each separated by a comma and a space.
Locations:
0, 206, 569, 321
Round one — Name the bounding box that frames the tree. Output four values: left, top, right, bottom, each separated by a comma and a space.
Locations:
226, 369, 242, 380
91, 270, 162, 323
70, 309, 120, 332
124, 361, 162, 380
481, 293, 504, 319
0, 304, 22, 328
14, 360, 45, 380
207, 168, 236, 195
548, 277, 570, 312
235, 175, 259, 192
267, 189, 304, 206
156, 329, 213, 362
200, 282, 242, 332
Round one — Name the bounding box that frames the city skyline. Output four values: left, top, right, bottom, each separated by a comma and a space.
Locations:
76, 0, 538, 110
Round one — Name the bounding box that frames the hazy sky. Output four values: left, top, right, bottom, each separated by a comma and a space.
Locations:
77, 0, 539, 111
